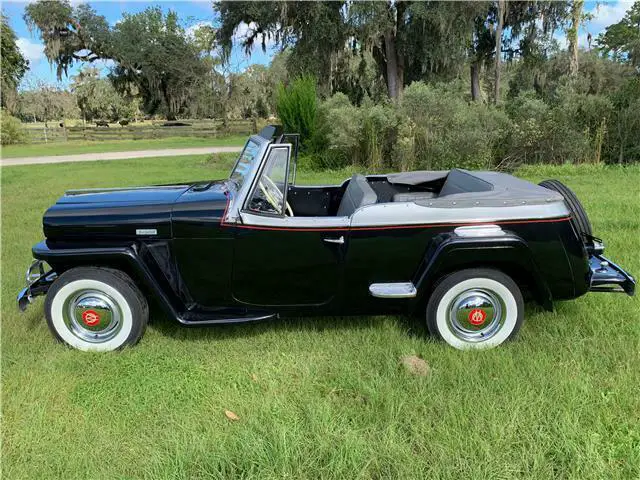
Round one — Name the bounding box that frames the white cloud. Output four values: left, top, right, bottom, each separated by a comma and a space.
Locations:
16, 37, 45, 63
588, 1, 631, 31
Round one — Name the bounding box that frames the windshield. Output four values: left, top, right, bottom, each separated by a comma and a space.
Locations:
229, 139, 262, 189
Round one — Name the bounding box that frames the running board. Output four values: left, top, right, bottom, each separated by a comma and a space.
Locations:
177, 310, 276, 326
369, 282, 417, 298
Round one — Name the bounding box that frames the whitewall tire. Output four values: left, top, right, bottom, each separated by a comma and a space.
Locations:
426, 269, 524, 350
45, 267, 148, 352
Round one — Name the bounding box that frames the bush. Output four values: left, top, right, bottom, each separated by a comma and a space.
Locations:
316, 94, 400, 170
276, 76, 320, 151
0, 110, 27, 145
399, 82, 509, 170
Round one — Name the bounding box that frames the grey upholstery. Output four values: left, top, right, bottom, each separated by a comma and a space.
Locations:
438, 169, 493, 197
392, 192, 436, 202
337, 174, 378, 217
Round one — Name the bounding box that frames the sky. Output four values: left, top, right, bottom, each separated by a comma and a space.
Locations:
2, 0, 276, 89
2, 0, 635, 90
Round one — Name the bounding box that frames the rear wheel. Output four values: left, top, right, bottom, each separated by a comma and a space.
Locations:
539, 179, 592, 240
45, 267, 148, 351
426, 269, 524, 350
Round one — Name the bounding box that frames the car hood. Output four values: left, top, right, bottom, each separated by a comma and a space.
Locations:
44, 180, 230, 241
58, 184, 193, 205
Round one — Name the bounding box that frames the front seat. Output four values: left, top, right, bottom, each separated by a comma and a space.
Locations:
337, 174, 378, 217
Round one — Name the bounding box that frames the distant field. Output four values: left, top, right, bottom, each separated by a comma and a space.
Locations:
2, 158, 638, 479
0, 135, 247, 159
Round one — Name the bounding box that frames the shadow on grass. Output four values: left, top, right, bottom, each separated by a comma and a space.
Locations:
147, 303, 429, 342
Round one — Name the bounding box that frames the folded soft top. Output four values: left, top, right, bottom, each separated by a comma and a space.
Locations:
386, 169, 565, 208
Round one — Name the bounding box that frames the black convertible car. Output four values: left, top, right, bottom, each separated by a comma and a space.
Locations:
18, 126, 635, 351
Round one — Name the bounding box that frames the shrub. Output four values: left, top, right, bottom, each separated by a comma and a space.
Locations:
0, 110, 27, 145
399, 82, 509, 170
276, 76, 320, 151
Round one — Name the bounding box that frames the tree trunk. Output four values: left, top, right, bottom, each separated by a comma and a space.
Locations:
494, 0, 506, 105
569, 0, 583, 76
471, 61, 481, 102
395, 0, 406, 99
384, 30, 399, 100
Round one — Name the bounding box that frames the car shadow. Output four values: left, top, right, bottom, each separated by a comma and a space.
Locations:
147, 303, 429, 343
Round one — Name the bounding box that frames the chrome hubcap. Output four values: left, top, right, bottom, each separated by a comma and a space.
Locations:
63, 289, 122, 343
447, 288, 505, 342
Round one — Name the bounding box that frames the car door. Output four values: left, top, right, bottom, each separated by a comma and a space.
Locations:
231, 144, 348, 307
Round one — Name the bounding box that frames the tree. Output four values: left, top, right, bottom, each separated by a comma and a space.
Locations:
216, 1, 475, 101
71, 67, 138, 123
597, 1, 640, 67
469, 1, 570, 103
567, 0, 584, 76
24, 1, 207, 119
216, 1, 348, 96
1, 15, 29, 113
17, 79, 78, 125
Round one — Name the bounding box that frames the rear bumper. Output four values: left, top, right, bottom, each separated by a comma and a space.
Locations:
589, 255, 635, 296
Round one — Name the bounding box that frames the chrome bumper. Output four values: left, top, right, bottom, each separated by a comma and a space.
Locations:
589, 255, 635, 296
17, 260, 57, 312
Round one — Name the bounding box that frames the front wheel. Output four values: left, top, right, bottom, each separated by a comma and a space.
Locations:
45, 267, 148, 351
426, 269, 524, 350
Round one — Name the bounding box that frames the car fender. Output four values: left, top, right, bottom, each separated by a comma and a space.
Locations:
32, 240, 185, 320
410, 232, 553, 313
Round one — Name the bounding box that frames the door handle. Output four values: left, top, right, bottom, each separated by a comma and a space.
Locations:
323, 236, 345, 245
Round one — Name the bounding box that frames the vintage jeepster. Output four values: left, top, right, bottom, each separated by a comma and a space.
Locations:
18, 126, 635, 351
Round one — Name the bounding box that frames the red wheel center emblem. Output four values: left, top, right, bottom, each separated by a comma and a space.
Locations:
82, 309, 101, 327
468, 308, 487, 326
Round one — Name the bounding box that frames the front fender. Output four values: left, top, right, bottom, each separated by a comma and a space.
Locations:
32, 240, 185, 319
410, 232, 553, 313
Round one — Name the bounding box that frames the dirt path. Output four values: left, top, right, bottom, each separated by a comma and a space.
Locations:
1, 146, 242, 167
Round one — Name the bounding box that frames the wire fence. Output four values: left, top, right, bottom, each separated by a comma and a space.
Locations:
22, 119, 260, 144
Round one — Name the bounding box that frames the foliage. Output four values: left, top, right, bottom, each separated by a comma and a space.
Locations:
400, 82, 509, 169
17, 80, 79, 124
276, 76, 319, 151
1, 15, 29, 113
71, 67, 139, 122
0, 110, 27, 145
24, 1, 207, 120
597, 1, 640, 67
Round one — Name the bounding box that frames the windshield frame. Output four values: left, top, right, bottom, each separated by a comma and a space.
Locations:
229, 137, 267, 189
225, 135, 271, 222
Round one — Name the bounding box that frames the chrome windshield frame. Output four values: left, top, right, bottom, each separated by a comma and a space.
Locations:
225, 135, 272, 223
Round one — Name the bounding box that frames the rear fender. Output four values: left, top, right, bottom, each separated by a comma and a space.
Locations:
410, 232, 553, 313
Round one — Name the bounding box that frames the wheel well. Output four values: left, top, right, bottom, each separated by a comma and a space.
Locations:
50, 259, 151, 298
414, 261, 541, 314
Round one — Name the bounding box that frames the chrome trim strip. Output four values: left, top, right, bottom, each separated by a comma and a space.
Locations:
369, 282, 417, 298
239, 212, 350, 228
455, 225, 505, 237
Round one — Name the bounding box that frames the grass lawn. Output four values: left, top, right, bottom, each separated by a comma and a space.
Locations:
0, 135, 246, 159
2, 157, 639, 479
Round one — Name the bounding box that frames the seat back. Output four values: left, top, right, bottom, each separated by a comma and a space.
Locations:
337, 174, 378, 217
439, 169, 493, 197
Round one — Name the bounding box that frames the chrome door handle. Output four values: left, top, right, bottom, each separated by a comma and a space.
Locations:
323, 236, 345, 245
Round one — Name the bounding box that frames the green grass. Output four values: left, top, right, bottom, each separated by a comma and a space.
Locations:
0, 135, 246, 159
2, 158, 639, 479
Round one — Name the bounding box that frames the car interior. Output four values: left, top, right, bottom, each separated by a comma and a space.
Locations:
286, 169, 493, 217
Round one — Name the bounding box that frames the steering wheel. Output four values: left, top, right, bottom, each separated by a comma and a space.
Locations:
259, 174, 294, 216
